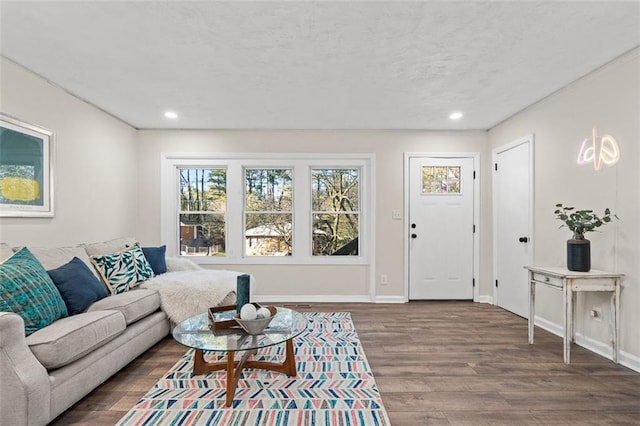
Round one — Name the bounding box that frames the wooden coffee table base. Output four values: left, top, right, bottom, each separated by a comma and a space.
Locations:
192, 338, 297, 407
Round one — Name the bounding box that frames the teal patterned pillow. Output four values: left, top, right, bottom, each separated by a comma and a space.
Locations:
90, 245, 154, 294
0, 247, 68, 335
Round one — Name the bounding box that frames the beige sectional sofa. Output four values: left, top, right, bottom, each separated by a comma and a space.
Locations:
0, 237, 239, 425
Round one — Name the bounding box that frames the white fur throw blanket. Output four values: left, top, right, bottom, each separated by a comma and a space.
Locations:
139, 258, 251, 323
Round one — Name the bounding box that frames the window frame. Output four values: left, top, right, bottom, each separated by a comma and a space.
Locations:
177, 167, 228, 257
311, 167, 361, 257
243, 166, 294, 257
161, 153, 373, 265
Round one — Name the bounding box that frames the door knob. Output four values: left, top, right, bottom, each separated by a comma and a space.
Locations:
411, 234, 417, 239
519, 236, 529, 243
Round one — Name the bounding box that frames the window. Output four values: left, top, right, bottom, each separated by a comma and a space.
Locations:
422, 166, 461, 194
162, 154, 372, 265
178, 168, 226, 256
244, 168, 293, 256
311, 169, 359, 256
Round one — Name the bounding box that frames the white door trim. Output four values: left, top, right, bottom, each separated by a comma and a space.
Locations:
491, 135, 535, 306
403, 152, 481, 303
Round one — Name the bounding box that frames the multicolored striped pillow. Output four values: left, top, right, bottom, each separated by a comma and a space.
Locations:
90, 245, 154, 294
0, 247, 68, 335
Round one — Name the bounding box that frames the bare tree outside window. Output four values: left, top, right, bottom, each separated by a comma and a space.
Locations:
311, 169, 359, 256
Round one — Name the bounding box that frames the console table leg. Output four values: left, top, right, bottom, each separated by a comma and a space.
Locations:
563, 280, 571, 364
528, 276, 535, 344
612, 281, 620, 363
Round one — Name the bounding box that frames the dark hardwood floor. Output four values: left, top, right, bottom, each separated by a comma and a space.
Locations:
52, 302, 640, 425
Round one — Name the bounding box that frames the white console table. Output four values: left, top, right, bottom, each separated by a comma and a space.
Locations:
525, 266, 623, 364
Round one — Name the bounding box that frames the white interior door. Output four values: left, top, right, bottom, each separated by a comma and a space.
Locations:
494, 137, 534, 317
409, 157, 475, 300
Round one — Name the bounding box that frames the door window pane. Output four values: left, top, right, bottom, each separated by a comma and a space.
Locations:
244, 169, 293, 256
179, 168, 226, 256
311, 169, 359, 256
422, 166, 461, 194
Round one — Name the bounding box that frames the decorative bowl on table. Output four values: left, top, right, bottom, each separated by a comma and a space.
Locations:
234, 315, 273, 335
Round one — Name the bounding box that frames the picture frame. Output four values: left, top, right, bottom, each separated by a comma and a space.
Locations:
0, 113, 55, 217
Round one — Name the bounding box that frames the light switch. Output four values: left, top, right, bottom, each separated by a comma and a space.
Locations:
392, 209, 402, 220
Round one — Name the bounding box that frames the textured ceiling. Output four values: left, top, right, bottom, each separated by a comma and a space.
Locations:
1, 1, 639, 130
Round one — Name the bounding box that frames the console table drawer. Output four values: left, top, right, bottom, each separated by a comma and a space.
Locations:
531, 272, 562, 287
570, 279, 616, 291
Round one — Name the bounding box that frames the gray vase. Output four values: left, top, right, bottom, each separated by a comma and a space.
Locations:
567, 234, 590, 272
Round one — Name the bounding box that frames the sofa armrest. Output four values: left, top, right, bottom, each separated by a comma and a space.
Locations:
0, 312, 50, 426
165, 256, 203, 272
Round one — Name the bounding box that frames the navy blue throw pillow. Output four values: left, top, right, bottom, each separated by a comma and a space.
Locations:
142, 245, 167, 275
47, 257, 109, 315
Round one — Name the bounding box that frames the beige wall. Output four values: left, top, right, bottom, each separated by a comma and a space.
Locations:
0, 58, 138, 246
488, 49, 640, 362
136, 130, 490, 300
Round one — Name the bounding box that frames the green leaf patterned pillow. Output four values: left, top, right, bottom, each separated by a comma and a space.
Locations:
90, 245, 154, 294
0, 247, 68, 335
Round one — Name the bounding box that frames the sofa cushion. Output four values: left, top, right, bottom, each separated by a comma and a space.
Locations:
141, 245, 167, 275
26, 310, 126, 370
0, 248, 68, 335
87, 289, 160, 325
15, 245, 100, 280
83, 237, 138, 257
90, 245, 155, 294
47, 257, 110, 315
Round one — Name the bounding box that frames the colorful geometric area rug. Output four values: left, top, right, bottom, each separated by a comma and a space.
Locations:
117, 312, 390, 425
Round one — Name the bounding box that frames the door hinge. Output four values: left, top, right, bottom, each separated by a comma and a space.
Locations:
473, 224, 476, 233
472, 278, 476, 288
495, 279, 499, 287
473, 170, 476, 179
494, 163, 498, 171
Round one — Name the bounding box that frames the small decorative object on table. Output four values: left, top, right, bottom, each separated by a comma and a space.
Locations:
236, 274, 251, 314
554, 203, 618, 272
208, 304, 238, 330
235, 303, 277, 334
209, 303, 277, 334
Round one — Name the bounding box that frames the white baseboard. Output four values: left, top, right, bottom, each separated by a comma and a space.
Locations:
533, 315, 563, 336
478, 295, 494, 304
619, 349, 640, 373
254, 295, 373, 304
534, 315, 640, 373
374, 295, 405, 304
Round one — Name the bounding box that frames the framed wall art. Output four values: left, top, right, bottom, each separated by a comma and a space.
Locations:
0, 113, 55, 217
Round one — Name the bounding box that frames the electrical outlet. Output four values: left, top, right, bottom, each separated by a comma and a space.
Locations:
380, 274, 389, 285
590, 307, 602, 322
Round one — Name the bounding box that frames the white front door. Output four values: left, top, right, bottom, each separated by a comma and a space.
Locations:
409, 156, 475, 300
493, 136, 534, 318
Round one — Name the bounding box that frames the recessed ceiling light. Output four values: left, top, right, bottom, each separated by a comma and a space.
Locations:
164, 111, 178, 119
449, 112, 463, 120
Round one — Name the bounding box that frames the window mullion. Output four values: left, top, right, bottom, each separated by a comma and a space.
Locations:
226, 161, 243, 259
294, 163, 311, 258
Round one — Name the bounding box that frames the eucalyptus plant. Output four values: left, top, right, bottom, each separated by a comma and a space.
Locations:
554, 203, 617, 240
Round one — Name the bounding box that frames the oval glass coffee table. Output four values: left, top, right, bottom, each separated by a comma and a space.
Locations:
172, 307, 308, 406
